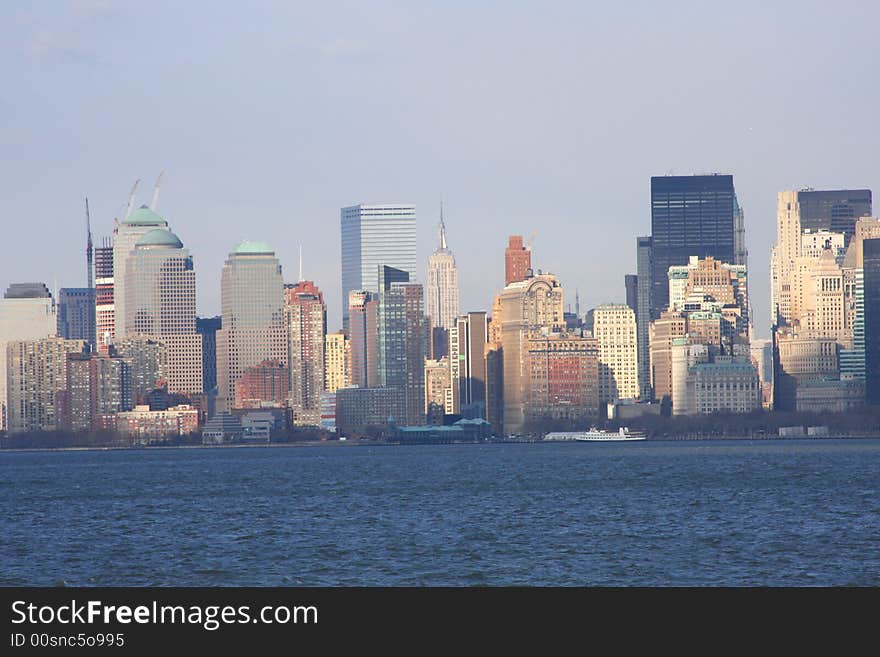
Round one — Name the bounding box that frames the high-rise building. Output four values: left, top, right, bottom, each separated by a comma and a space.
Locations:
454, 311, 488, 418
863, 238, 880, 404
94, 238, 114, 352
7, 337, 85, 433
340, 204, 416, 329
112, 206, 170, 341
650, 175, 738, 319
524, 331, 599, 423
635, 236, 653, 398
196, 316, 221, 393
123, 229, 202, 396
649, 310, 687, 402
378, 280, 428, 425
424, 357, 452, 415
0, 283, 57, 431
772, 189, 872, 327
624, 274, 638, 314
57, 288, 96, 350
284, 280, 326, 426
324, 331, 349, 393
594, 304, 639, 403
234, 359, 289, 409
114, 336, 164, 405
500, 273, 564, 434
504, 235, 532, 286
216, 241, 286, 412
485, 293, 504, 434
58, 353, 132, 431
667, 256, 750, 342
797, 189, 872, 243
347, 290, 379, 389
425, 208, 460, 358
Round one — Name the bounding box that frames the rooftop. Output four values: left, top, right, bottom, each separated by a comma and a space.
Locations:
232, 240, 274, 255
123, 205, 168, 227
135, 229, 183, 249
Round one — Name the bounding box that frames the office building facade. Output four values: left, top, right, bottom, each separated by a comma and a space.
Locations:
340, 204, 416, 328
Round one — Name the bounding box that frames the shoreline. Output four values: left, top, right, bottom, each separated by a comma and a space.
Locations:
2, 434, 880, 453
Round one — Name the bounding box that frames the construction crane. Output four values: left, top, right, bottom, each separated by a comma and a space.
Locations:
150, 169, 164, 210
125, 179, 140, 218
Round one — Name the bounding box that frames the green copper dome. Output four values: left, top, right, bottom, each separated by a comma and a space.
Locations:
232, 240, 274, 255
135, 229, 183, 248
124, 205, 167, 226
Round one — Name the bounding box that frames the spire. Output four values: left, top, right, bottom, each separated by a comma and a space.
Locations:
438, 201, 448, 251
299, 243, 303, 282
85, 197, 94, 289
575, 288, 580, 317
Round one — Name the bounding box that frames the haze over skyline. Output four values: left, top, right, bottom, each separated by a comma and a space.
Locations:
2, 1, 878, 335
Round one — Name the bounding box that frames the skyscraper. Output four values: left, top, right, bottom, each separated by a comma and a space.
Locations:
348, 290, 379, 389
772, 189, 872, 327
340, 204, 416, 329
196, 316, 222, 393
500, 273, 564, 433
57, 288, 96, 349
324, 330, 349, 393
454, 311, 488, 418
624, 274, 638, 314
284, 280, 326, 426
635, 235, 653, 398
594, 304, 639, 403
378, 278, 428, 425
7, 337, 85, 433
112, 206, 170, 341
123, 229, 202, 396
504, 235, 531, 286
863, 238, 880, 404
216, 241, 286, 412
525, 331, 599, 424
94, 237, 114, 352
797, 189, 872, 243
650, 175, 739, 319
425, 207, 460, 358
0, 283, 57, 431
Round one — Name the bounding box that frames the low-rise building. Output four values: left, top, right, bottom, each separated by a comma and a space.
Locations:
116, 404, 199, 443
686, 361, 760, 415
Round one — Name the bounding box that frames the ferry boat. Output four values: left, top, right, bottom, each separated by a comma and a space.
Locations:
543, 427, 646, 442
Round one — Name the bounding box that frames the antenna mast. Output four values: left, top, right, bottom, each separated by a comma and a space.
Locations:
85, 197, 94, 289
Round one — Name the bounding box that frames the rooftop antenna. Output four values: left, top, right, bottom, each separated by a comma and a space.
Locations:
150, 169, 164, 210
438, 200, 448, 250
125, 179, 140, 218
298, 243, 303, 282
85, 197, 94, 289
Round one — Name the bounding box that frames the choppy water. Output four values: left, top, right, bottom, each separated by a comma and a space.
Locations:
2, 440, 878, 586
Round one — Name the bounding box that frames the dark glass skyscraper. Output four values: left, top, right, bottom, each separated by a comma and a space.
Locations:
196, 316, 222, 393
650, 174, 737, 318
863, 238, 880, 404
797, 189, 872, 244
57, 288, 96, 349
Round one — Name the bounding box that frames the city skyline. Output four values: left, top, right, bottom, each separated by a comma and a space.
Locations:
3, 2, 879, 336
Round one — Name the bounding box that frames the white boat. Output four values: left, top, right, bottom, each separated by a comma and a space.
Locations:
544, 427, 646, 442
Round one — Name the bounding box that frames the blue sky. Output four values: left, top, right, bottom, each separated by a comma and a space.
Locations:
2, 1, 878, 335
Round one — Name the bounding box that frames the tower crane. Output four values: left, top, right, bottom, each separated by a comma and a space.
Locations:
150, 169, 165, 210
124, 179, 140, 218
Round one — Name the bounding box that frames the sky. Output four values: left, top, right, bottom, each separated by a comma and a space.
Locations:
1, 0, 878, 337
